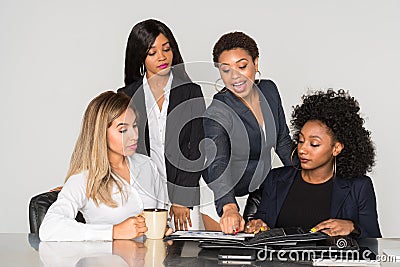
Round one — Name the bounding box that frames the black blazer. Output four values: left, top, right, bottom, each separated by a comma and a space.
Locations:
118, 72, 205, 207
254, 166, 382, 238
203, 80, 293, 216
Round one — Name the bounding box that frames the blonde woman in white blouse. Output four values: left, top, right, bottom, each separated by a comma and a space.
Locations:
39, 91, 168, 241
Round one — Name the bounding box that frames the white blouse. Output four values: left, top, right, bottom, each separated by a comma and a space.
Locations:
142, 73, 172, 181
39, 153, 168, 241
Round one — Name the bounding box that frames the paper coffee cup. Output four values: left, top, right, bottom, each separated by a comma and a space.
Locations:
143, 209, 167, 239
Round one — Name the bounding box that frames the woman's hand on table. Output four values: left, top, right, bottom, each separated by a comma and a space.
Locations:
169, 204, 192, 230
311, 218, 355, 236
244, 219, 269, 234
219, 203, 245, 234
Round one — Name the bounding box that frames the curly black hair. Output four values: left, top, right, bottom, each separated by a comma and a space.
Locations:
291, 89, 375, 178
212, 31, 259, 64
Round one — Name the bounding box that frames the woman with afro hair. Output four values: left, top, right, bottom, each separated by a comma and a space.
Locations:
245, 89, 381, 238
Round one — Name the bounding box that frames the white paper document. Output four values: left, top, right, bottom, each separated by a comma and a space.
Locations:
172, 231, 254, 241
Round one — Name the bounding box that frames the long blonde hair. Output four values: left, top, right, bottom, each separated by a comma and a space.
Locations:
66, 91, 134, 207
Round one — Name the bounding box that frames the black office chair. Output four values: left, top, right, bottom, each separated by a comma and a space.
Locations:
28, 190, 85, 234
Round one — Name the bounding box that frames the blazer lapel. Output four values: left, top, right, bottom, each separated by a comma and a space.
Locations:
128, 80, 150, 156
275, 173, 297, 225
258, 87, 276, 182
330, 177, 351, 218
258, 86, 277, 147
164, 80, 188, 147
227, 87, 275, 149
225, 89, 260, 135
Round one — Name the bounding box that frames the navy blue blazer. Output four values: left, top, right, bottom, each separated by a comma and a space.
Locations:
203, 80, 293, 216
254, 166, 382, 238
118, 71, 205, 207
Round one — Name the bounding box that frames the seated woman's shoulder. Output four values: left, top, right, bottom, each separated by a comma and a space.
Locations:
345, 175, 374, 186
61, 172, 87, 193
66, 172, 86, 184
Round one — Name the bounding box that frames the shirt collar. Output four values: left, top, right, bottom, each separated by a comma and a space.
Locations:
143, 72, 173, 101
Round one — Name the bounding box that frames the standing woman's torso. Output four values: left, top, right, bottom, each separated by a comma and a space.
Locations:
203, 79, 292, 196
117, 72, 205, 206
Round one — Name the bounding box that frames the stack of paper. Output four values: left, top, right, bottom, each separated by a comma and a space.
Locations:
170, 231, 254, 241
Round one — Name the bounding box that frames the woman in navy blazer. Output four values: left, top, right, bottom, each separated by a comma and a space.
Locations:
246, 89, 381, 238
202, 32, 293, 233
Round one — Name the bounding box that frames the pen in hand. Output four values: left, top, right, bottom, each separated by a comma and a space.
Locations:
232, 226, 239, 235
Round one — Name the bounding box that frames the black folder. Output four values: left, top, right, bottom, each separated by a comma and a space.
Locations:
197, 227, 359, 253
165, 227, 358, 252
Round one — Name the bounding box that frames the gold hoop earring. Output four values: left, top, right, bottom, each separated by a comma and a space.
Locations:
214, 78, 224, 92
140, 64, 145, 76
291, 147, 301, 171
333, 156, 337, 178
256, 70, 261, 85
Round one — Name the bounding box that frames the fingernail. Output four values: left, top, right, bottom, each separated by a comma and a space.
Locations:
232, 226, 239, 235
310, 228, 317, 233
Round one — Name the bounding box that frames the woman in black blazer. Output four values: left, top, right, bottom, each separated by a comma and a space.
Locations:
245, 89, 381, 238
118, 19, 205, 231
202, 32, 293, 233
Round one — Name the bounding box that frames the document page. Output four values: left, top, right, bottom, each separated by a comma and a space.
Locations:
172, 231, 254, 241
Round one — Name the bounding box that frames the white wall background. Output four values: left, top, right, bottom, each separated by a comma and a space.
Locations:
1, 0, 399, 236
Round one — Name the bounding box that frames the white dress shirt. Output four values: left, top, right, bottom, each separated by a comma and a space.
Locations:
142, 74, 203, 230
142, 74, 172, 211
39, 153, 168, 241
142, 74, 172, 182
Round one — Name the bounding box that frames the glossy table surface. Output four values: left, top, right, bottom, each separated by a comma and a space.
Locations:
0, 234, 399, 266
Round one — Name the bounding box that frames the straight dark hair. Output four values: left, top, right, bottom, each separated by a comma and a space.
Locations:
124, 19, 188, 86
